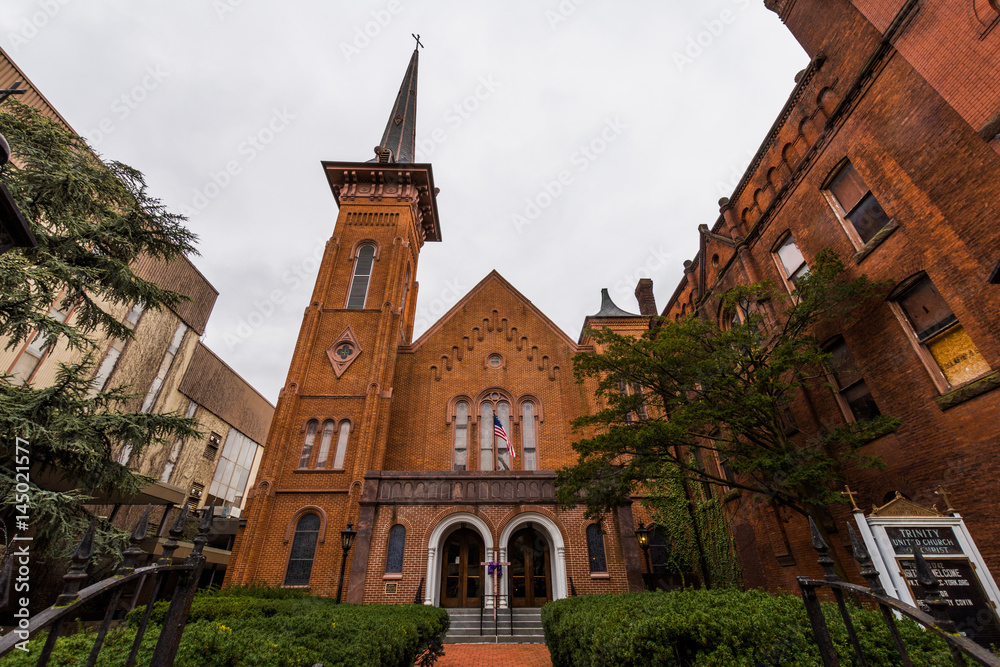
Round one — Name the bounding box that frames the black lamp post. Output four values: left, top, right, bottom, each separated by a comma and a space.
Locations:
335, 520, 357, 604
635, 522, 652, 591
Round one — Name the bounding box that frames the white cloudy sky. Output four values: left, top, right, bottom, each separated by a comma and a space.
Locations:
1, 0, 807, 405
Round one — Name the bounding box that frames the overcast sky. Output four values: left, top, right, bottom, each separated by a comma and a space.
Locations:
1, 1, 808, 405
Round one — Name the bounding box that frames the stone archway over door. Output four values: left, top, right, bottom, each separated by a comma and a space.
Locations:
498, 512, 567, 604
424, 513, 494, 607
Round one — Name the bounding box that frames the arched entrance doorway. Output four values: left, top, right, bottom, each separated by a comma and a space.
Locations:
440, 528, 485, 608
508, 525, 551, 607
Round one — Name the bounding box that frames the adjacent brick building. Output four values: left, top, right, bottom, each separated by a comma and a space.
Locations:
663, 0, 1000, 592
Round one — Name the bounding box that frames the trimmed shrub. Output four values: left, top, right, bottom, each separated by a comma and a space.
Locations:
541, 589, 952, 667
0, 588, 449, 667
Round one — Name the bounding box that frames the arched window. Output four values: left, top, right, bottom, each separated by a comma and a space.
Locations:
315, 420, 335, 468
333, 421, 350, 469
347, 244, 376, 309
385, 524, 405, 574
521, 402, 537, 471
284, 513, 320, 586
298, 420, 318, 468
478, 394, 511, 471
454, 401, 469, 471
586, 524, 607, 573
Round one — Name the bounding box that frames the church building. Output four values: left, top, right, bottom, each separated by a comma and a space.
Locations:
226, 48, 651, 606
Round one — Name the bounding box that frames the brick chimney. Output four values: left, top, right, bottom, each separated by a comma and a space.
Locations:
634, 279, 657, 316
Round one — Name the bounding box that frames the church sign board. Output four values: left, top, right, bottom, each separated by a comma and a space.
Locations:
852, 493, 1000, 649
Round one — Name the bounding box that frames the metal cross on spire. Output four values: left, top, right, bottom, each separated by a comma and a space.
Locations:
412, 33, 424, 49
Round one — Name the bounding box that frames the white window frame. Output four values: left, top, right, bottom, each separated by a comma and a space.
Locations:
770, 233, 808, 296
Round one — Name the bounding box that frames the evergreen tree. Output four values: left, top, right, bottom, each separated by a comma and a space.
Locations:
0, 100, 199, 560
556, 251, 899, 580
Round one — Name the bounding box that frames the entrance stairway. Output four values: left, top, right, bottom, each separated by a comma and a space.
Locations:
444, 607, 545, 644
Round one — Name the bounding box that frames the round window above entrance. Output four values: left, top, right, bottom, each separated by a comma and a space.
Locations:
487, 354, 503, 369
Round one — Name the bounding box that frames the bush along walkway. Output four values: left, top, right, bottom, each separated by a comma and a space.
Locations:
0, 586, 450, 667
541, 589, 955, 667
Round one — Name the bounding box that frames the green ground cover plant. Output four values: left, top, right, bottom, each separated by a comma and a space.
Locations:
541, 589, 953, 666
0, 586, 449, 666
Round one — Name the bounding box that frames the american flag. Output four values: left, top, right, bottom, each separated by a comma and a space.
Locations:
494, 415, 515, 459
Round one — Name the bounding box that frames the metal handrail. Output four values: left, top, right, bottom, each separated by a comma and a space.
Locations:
0, 506, 212, 667
480, 593, 514, 636
798, 517, 1000, 667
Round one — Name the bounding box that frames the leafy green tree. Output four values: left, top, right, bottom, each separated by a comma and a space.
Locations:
0, 100, 199, 560
556, 251, 899, 580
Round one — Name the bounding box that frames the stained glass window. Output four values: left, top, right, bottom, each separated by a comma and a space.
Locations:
284, 513, 320, 586
587, 524, 607, 573
386, 524, 405, 573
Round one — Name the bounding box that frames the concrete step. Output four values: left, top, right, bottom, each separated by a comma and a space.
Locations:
444, 606, 545, 644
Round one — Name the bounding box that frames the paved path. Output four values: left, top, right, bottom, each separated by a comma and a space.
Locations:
436, 643, 553, 666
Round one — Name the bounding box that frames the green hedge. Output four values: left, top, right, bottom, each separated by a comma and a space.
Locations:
0, 587, 449, 667
541, 589, 953, 667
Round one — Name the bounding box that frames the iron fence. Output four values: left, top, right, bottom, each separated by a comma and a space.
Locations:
0, 505, 212, 666
798, 517, 1000, 667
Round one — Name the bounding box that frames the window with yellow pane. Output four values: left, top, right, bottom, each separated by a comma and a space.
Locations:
891, 275, 991, 389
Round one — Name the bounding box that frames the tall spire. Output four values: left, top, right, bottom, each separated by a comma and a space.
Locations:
374, 46, 420, 164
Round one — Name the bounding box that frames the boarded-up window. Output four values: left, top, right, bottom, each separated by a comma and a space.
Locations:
896, 277, 990, 386
587, 524, 607, 573
386, 524, 405, 574
284, 513, 321, 586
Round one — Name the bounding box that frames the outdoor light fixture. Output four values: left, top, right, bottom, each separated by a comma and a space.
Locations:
336, 520, 357, 604
635, 522, 652, 592
0, 131, 35, 255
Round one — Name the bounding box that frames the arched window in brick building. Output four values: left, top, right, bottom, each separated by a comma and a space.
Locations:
386, 524, 405, 574
333, 421, 350, 469
284, 513, 321, 586
453, 401, 469, 470
521, 401, 537, 471
479, 394, 511, 471
298, 420, 318, 468
315, 420, 336, 468
586, 524, 607, 573
347, 244, 376, 309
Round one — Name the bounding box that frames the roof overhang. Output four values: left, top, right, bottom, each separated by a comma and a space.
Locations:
321, 160, 441, 243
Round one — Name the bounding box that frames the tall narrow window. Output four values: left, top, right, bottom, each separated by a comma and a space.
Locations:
206, 428, 261, 509
631, 382, 648, 420
774, 235, 809, 289
315, 420, 335, 468
496, 401, 511, 470
347, 244, 376, 309
586, 524, 607, 573
521, 402, 537, 471
826, 161, 891, 246
385, 524, 405, 574
454, 401, 469, 471
892, 276, 991, 387
479, 402, 494, 471
299, 420, 318, 468
825, 337, 881, 421
284, 513, 321, 586
333, 421, 350, 469
400, 266, 411, 342
9, 305, 69, 383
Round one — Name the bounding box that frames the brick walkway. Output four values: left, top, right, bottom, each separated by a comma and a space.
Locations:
436, 643, 553, 666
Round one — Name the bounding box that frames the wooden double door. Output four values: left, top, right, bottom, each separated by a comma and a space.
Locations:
509, 526, 551, 607
441, 528, 484, 608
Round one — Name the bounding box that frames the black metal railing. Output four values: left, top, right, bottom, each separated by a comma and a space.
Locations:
0, 505, 212, 667
798, 517, 1000, 667
480, 592, 514, 636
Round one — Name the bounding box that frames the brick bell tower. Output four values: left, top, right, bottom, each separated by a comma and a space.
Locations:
227, 45, 441, 596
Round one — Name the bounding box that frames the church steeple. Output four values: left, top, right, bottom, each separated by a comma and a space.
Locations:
373, 46, 420, 164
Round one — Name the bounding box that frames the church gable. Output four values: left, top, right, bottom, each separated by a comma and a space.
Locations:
384, 271, 587, 472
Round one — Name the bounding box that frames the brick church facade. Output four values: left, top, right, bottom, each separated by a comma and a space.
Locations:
225, 48, 650, 606
229, 0, 1000, 604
